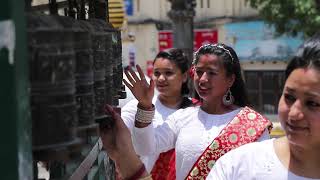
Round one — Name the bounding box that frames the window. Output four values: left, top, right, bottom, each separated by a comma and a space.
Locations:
200, 0, 203, 8
207, 0, 210, 8
244, 71, 285, 114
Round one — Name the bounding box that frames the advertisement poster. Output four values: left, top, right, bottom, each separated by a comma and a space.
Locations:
122, 42, 136, 68
124, 0, 133, 16
224, 21, 303, 61
158, 29, 218, 51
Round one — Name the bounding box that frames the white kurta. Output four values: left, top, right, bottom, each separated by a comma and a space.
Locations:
121, 96, 177, 172
132, 106, 270, 180
209, 139, 318, 180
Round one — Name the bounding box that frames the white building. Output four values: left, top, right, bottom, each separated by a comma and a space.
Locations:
30, 0, 303, 119
123, 0, 303, 118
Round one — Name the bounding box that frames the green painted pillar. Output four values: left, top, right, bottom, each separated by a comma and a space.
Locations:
0, 1, 33, 180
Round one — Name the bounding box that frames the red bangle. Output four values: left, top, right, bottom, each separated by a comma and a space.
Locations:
127, 164, 146, 180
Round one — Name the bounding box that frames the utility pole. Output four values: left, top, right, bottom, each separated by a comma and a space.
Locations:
168, 0, 196, 62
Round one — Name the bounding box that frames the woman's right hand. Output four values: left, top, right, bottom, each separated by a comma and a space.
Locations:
100, 105, 148, 179
123, 65, 155, 109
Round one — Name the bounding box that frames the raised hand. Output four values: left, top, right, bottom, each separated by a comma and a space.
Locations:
123, 65, 155, 109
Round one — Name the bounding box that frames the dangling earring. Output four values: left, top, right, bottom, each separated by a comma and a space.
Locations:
223, 88, 234, 106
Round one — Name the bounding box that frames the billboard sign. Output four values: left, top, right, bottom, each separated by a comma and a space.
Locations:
124, 0, 133, 16
158, 29, 218, 51
224, 21, 304, 61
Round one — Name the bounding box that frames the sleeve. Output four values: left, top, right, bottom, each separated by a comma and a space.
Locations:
257, 129, 270, 142
121, 99, 138, 133
132, 113, 179, 156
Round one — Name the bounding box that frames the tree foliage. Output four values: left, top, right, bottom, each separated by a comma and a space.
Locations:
246, 0, 320, 37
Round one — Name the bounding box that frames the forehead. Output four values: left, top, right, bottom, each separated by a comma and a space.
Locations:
285, 68, 320, 95
153, 57, 177, 69
196, 54, 222, 68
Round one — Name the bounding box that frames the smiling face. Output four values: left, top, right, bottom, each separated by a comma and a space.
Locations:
152, 57, 187, 98
193, 54, 234, 104
278, 67, 320, 148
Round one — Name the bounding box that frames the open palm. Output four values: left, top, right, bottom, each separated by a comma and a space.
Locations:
123, 65, 155, 108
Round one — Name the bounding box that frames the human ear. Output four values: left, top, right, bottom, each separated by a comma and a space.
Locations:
182, 72, 188, 83
228, 74, 235, 87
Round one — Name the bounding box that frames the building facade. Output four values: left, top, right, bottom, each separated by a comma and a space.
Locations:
31, 0, 304, 118
123, 0, 304, 118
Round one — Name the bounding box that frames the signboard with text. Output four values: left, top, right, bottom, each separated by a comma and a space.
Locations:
158, 31, 173, 51
158, 29, 218, 51
124, 0, 133, 16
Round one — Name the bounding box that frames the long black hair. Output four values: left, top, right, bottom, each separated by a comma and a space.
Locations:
193, 43, 249, 107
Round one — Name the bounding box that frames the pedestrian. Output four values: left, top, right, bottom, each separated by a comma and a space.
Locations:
123, 43, 271, 179
208, 33, 320, 180
121, 48, 193, 179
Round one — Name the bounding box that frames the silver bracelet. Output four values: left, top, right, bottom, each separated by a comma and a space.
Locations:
135, 105, 155, 124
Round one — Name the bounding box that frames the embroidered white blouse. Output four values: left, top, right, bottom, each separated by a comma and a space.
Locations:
209, 139, 319, 180
132, 106, 270, 180
121, 96, 177, 172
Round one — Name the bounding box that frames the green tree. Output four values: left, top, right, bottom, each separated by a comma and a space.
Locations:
246, 0, 320, 37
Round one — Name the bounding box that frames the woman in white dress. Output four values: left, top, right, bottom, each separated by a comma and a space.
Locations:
117, 43, 271, 180
121, 48, 193, 179
208, 33, 320, 180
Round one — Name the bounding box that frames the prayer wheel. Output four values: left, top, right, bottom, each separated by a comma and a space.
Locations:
80, 19, 109, 122
100, 22, 125, 106
90, 20, 125, 106
113, 31, 126, 102
27, 14, 80, 160
97, 20, 115, 105
56, 16, 96, 131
